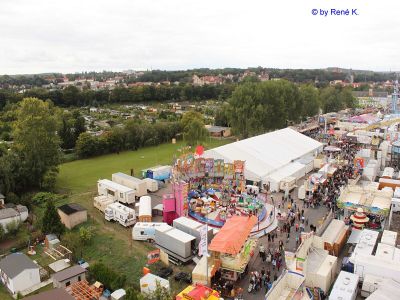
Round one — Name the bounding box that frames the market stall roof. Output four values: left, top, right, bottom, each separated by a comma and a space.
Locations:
266, 161, 305, 184
204, 128, 323, 182
208, 216, 257, 255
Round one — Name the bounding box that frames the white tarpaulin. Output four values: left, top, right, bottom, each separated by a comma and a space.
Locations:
266, 162, 306, 192
204, 128, 322, 183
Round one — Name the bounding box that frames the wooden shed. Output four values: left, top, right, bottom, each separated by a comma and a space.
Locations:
58, 203, 87, 229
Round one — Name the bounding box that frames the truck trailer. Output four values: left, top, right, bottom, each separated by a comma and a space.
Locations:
143, 178, 158, 192
98, 179, 136, 204
172, 216, 214, 246
112, 172, 147, 198
155, 224, 196, 263
93, 195, 117, 212
105, 202, 136, 227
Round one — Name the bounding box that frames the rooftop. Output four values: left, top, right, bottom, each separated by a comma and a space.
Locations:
24, 288, 74, 300
0, 253, 39, 278
53, 265, 86, 282
58, 203, 86, 215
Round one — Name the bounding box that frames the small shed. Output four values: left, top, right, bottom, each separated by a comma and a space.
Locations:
58, 203, 88, 229
45, 234, 60, 249
52, 265, 87, 289
140, 273, 170, 294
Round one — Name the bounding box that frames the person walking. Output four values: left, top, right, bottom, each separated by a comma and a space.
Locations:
259, 244, 266, 262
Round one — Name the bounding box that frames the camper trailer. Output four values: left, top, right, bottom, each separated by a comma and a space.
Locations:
143, 178, 158, 192
155, 224, 196, 263
132, 222, 169, 241
98, 179, 136, 204
93, 195, 116, 212
112, 172, 147, 198
104, 202, 136, 227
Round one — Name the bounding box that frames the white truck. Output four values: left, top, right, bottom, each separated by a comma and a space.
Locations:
93, 195, 116, 212
98, 179, 136, 204
112, 172, 147, 198
104, 202, 136, 227
132, 222, 170, 241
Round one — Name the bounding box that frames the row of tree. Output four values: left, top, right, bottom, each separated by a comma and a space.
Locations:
75, 120, 182, 158
219, 81, 356, 138
0, 84, 235, 108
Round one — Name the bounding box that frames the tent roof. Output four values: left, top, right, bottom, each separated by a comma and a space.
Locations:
267, 161, 305, 183
204, 128, 322, 181
208, 216, 257, 255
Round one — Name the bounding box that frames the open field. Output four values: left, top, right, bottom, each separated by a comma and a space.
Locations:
54, 138, 233, 293
57, 138, 232, 194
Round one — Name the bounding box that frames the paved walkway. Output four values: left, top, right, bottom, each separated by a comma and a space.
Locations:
19, 278, 53, 297
236, 185, 329, 300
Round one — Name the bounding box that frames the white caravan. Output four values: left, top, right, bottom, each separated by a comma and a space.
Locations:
132, 222, 170, 241
97, 179, 136, 204
104, 202, 136, 227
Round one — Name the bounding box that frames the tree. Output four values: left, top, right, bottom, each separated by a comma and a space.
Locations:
13, 98, 60, 188
0, 224, 5, 241
180, 111, 204, 129
183, 119, 209, 146
41, 199, 65, 236
79, 226, 94, 245
299, 85, 320, 118
125, 288, 143, 300
75, 132, 98, 158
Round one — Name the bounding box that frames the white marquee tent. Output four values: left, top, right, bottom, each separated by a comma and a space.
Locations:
205, 128, 323, 188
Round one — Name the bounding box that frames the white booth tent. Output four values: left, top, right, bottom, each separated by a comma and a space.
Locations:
204, 128, 323, 188
266, 162, 306, 192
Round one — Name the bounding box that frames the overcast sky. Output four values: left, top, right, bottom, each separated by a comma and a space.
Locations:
1, 0, 399, 74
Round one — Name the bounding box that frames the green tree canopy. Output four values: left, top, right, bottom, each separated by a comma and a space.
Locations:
13, 97, 60, 188
41, 199, 65, 236
183, 118, 209, 146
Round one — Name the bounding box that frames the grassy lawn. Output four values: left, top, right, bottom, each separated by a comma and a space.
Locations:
0, 285, 13, 300
57, 138, 231, 194
54, 138, 232, 293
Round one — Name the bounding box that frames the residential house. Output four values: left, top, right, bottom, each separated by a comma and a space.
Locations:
52, 265, 87, 289
0, 204, 28, 233
204, 125, 231, 137
0, 253, 41, 295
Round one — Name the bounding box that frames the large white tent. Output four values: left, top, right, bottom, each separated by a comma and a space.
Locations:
205, 128, 323, 188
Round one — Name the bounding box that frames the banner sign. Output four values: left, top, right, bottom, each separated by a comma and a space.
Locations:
198, 225, 208, 256
147, 249, 160, 264
296, 257, 305, 271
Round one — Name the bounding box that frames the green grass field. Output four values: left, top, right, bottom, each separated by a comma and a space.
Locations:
57, 138, 231, 194
53, 138, 233, 293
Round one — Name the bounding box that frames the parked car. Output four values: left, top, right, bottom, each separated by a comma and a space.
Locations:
156, 267, 173, 279
174, 272, 192, 284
